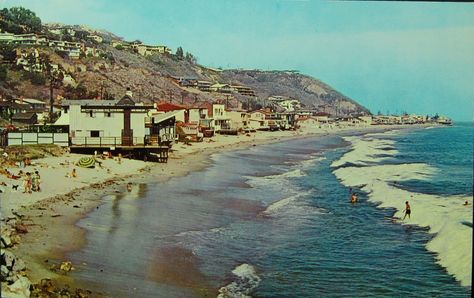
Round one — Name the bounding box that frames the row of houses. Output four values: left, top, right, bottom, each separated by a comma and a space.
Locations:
0, 32, 103, 59
170, 77, 256, 97
44, 25, 173, 57
111, 40, 172, 56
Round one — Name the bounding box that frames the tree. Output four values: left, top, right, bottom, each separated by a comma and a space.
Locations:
0, 44, 17, 63
41, 55, 64, 121
0, 7, 42, 34
175, 46, 184, 59
185, 52, 197, 64
0, 65, 7, 85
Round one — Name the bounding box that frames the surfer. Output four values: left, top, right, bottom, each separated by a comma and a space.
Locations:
403, 201, 411, 220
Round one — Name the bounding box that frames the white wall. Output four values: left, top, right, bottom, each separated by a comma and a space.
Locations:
69, 105, 148, 144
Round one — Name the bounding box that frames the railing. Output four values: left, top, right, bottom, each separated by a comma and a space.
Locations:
7, 132, 69, 147
71, 136, 144, 147
71, 136, 174, 147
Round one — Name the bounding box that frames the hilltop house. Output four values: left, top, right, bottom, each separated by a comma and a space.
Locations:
210, 83, 235, 94
231, 85, 256, 97
267, 96, 301, 112
197, 81, 213, 92
87, 34, 103, 43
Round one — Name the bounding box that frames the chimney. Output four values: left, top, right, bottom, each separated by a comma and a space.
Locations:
125, 87, 133, 98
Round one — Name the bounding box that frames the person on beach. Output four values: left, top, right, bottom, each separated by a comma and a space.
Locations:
33, 170, 41, 192
71, 168, 77, 178
403, 201, 411, 220
118, 153, 122, 164
127, 182, 132, 192
463, 201, 470, 206
23, 172, 32, 193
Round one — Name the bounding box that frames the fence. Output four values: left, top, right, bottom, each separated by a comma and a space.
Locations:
7, 132, 69, 147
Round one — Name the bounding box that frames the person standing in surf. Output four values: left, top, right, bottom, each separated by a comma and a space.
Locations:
403, 201, 411, 220
351, 193, 358, 203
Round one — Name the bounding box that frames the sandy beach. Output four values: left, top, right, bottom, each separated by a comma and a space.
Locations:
0, 124, 428, 296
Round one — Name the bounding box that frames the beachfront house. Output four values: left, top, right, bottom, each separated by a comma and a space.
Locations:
248, 111, 269, 130
156, 102, 186, 122
212, 103, 231, 131
298, 116, 320, 129
58, 98, 155, 146
227, 110, 249, 130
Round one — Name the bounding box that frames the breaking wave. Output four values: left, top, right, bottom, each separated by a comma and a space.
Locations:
332, 132, 472, 287
218, 264, 261, 298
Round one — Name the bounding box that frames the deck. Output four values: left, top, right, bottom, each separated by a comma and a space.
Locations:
70, 136, 170, 162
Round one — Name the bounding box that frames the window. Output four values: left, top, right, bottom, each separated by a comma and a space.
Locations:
90, 130, 100, 137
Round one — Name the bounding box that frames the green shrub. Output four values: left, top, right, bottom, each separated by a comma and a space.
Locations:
21, 71, 46, 85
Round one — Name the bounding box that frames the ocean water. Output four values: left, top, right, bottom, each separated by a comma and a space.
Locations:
67, 125, 472, 297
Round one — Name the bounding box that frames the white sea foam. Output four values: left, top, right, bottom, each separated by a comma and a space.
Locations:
245, 168, 305, 192
331, 137, 398, 168
300, 156, 326, 169
332, 134, 472, 287
261, 191, 323, 216
218, 263, 261, 298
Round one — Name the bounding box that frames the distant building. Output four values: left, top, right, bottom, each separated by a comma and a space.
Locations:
210, 83, 235, 94
11, 112, 38, 125
87, 34, 103, 43
197, 81, 213, 92
231, 85, 256, 97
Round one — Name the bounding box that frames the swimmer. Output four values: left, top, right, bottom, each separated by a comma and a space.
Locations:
351, 193, 358, 203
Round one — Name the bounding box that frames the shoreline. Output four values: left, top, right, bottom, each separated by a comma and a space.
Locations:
1, 124, 432, 295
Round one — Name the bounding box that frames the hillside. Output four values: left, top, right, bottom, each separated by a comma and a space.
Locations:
219, 70, 369, 115
0, 7, 371, 115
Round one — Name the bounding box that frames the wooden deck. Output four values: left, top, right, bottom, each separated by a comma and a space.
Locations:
70, 137, 170, 163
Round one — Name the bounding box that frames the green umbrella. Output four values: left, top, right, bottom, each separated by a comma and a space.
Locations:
76, 157, 96, 168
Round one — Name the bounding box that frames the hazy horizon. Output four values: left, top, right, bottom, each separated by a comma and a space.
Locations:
2, 0, 473, 121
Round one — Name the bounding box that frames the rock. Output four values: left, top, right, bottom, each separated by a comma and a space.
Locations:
3, 250, 16, 269
12, 258, 26, 272
1, 234, 13, 248
1, 264, 10, 280
11, 235, 21, 245
1, 276, 31, 298
59, 261, 74, 272
15, 224, 28, 234
5, 272, 18, 283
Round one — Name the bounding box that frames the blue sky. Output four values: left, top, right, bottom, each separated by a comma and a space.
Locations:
2, 0, 474, 120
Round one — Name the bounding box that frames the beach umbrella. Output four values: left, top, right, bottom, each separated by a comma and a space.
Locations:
76, 157, 95, 168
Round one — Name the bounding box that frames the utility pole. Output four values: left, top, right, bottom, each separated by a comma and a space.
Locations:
225, 94, 230, 109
